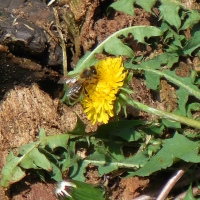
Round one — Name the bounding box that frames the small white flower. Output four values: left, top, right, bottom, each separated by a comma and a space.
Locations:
55, 180, 77, 198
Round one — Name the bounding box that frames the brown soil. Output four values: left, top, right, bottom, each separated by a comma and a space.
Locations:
0, 0, 198, 199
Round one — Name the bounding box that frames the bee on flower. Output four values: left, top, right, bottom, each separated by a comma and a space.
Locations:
58, 66, 98, 105
59, 57, 130, 125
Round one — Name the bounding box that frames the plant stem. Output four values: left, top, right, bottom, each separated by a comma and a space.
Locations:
130, 99, 200, 129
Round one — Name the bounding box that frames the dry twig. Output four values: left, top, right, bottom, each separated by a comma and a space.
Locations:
53, 7, 68, 76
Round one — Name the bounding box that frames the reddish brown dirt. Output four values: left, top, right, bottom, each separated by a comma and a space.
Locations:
0, 0, 197, 200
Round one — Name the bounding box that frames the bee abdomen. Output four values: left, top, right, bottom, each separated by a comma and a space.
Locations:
67, 83, 84, 103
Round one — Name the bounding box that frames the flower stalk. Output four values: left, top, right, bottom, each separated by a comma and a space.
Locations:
129, 99, 200, 129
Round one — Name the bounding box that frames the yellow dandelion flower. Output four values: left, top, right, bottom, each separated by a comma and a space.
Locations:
81, 57, 127, 124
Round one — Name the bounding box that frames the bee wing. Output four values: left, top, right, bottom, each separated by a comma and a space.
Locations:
67, 82, 84, 105
58, 74, 80, 85
68, 82, 83, 95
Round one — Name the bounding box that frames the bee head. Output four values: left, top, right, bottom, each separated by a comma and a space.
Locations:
82, 66, 97, 78
90, 66, 97, 75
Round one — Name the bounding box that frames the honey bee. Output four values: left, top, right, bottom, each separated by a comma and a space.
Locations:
58, 66, 97, 105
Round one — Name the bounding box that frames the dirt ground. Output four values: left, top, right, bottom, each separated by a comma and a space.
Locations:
0, 0, 198, 199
